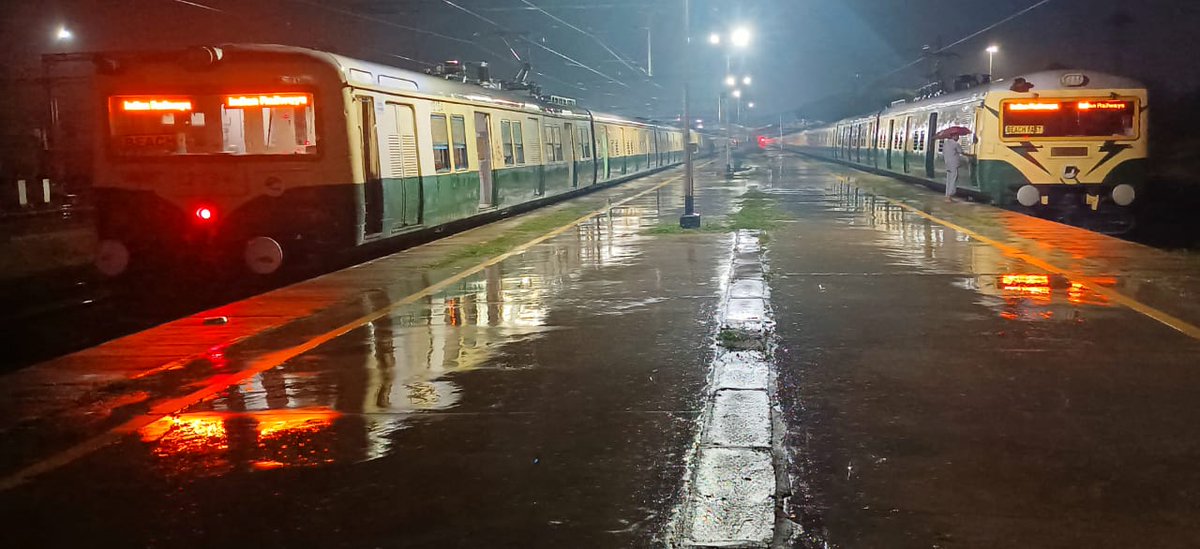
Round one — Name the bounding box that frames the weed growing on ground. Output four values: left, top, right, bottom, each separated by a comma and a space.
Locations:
643, 190, 789, 237
427, 206, 595, 268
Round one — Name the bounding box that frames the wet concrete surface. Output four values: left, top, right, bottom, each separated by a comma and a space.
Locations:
0, 164, 750, 547
5, 153, 1200, 547
765, 156, 1200, 547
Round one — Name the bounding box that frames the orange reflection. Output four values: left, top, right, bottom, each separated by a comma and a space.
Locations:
1000, 274, 1050, 286
139, 409, 341, 473
1067, 281, 1111, 306
1000, 274, 1053, 301
995, 273, 1113, 314
140, 414, 227, 444
255, 410, 338, 438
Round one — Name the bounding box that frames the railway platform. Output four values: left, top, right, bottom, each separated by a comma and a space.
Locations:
2, 154, 1200, 547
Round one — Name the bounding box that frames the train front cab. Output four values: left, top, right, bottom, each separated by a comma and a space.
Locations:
94, 48, 353, 278
974, 81, 1148, 213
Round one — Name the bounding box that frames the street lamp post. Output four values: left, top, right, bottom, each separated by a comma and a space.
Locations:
711, 26, 751, 177
680, 0, 700, 229
986, 45, 999, 77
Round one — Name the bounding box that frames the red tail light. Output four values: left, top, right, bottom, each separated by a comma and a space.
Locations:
194, 207, 215, 222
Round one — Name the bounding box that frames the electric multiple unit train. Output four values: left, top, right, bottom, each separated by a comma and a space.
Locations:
92, 44, 691, 276
783, 70, 1148, 217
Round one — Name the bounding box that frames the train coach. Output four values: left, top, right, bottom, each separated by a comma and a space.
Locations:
92, 44, 689, 276
783, 70, 1148, 217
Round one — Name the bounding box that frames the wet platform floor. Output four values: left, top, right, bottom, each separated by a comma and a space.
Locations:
0, 164, 740, 547
766, 158, 1200, 547
3, 154, 1200, 547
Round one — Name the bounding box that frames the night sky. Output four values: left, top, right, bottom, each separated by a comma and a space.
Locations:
4, 0, 1199, 122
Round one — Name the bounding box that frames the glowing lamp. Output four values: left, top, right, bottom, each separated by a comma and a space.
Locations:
195, 207, 215, 222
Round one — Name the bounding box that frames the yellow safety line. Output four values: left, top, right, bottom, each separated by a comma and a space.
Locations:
0, 164, 707, 491
874, 193, 1200, 341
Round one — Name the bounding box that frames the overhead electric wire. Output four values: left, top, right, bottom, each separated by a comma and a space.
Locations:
156, 0, 608, 97
161, 0, 441, 70
290, 0, 585, 92
440, 0, 631, 88
518, 0, 649, 80
165, 0, 224, 13
875, 0, 1058, 82
795, 0, 1059, 116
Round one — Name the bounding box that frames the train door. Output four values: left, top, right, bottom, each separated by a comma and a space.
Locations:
355, 96, 384, 236
886, 119, 895, 169
564, 122, 578, 188
873, 118, 881, 168
902, 116, 912, 173
855, 124, 862, 163
924, 112, 938, 178
644, 131, 652, 168
474, 112, 495, 207
969, 107, 982, 187
386, 102, 422, 227
867, 121, 875, 167
654, 129, 662, 167
599, 125, 610, 180
527, 116, 544, 196
620, 127, 628, 174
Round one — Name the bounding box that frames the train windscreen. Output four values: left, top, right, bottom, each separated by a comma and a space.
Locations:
1001, 99, 1137, 140
107, 93, 317, 156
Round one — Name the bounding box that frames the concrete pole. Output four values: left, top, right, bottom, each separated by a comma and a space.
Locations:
680, 0, 700, 228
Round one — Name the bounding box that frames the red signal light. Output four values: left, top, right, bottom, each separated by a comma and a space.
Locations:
195, 207, 215, 222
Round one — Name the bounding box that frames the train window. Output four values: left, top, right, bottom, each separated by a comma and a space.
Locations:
450, 115, 468, 170
1001, 99, 1138, 139
544, 124, 563, 162
543, 125, 555, 162
501, 120, 514, 166
579, 128, 592, 159
108, 93, 317, 156
513, 122, 526, 164
431, 114, 451, 172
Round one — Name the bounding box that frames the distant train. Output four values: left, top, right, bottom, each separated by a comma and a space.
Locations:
782, 70, 1147, 215
92, 44, 692, 276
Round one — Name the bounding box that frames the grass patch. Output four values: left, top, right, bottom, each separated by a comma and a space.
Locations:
718, 327, 765, 350
728, 190, 787, 232
427, 206, 595, 269
644, 189, 789, 237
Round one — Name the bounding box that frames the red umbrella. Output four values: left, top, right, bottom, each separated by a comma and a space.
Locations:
935, 126, 972, 140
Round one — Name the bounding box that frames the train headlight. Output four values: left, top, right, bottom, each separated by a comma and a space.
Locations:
1016, 185, 1041, 207
95, 240, 130, 277
1112, 184, 1136, 206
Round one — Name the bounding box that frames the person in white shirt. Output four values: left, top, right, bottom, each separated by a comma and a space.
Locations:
943, 134, 966, 201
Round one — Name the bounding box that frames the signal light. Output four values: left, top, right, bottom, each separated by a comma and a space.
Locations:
195, 207, 215, 222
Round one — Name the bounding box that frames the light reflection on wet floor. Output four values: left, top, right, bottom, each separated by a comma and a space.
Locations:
797, 179, 1121, 324
132, 189, 698, 475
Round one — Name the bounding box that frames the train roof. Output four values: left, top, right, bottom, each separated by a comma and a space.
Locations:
97, 43, 673, 131
225, 44, 668, 130
815, 69, 1147, 129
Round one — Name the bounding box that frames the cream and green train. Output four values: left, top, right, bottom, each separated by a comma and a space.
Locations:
92, 44, 690, 276
784, 70, 1147, 214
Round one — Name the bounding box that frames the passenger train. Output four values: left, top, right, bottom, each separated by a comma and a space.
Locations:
92, 44, 691, 276
783, 70, 1148, 218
